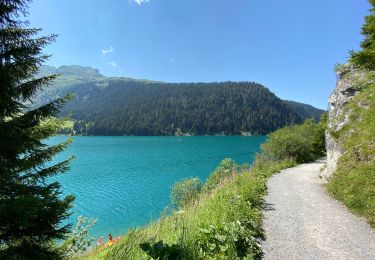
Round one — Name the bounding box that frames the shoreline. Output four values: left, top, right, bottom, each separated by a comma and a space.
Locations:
56, 133, 261, 137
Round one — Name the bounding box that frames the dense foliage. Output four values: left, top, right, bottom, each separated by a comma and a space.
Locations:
0, 0, 74, 258
261, 118, 326, 163
58, 80, 306, 136
351, 0, 375, 70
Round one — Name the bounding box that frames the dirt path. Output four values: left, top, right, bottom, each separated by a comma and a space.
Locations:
262, 159, 375, 260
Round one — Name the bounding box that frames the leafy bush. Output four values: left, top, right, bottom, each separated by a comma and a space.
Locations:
197, 221, 262, 259
171, 177, 203, 208
204, 158, 236, 191
261, 118, 325, 163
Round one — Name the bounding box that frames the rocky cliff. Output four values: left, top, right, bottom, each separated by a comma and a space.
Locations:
323, 64, 368, 179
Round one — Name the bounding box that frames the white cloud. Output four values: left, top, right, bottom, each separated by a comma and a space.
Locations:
170, 58, 175, 64
102, 46, 114, 55
108, 61, 117, 67
132, 0, 149, 6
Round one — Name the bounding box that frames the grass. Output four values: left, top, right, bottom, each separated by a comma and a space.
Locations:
79, 156, 296, 259
327, 73, 375, 227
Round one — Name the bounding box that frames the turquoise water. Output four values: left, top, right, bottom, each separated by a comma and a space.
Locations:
49, 136, 266, 239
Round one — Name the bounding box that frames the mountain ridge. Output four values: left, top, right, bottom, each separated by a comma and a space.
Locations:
36, 65, 324, 136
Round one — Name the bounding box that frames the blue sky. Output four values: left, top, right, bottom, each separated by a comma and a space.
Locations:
29, 0, 370, 109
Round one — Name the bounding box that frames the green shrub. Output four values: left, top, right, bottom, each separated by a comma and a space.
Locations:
204, 158, 236, 191
261, 119, 325, 163
196, 221, 262, 260
171, 177, 203, 208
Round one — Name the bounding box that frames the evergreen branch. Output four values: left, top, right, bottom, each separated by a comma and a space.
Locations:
32, 157, 74, 180
14, 95, 72, 129
16, 139, 73, 175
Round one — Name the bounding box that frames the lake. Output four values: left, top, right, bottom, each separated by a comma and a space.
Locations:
49, 136, 266, 239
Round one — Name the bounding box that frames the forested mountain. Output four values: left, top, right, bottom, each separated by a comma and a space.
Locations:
36, 66, 324, 136
284, 100, 324, 122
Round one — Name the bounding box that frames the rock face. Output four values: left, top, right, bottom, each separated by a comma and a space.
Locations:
323, 64, 363, 179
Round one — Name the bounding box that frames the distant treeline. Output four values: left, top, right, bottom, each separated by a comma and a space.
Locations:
59, 80, 321, 136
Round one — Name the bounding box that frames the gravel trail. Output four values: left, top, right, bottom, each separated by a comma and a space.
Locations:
262, 159, 375, 260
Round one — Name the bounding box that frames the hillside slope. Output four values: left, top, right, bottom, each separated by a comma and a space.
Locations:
61, 80, 304, 135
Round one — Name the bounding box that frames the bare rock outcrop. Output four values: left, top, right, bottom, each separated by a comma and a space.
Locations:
322, 64, 365, 179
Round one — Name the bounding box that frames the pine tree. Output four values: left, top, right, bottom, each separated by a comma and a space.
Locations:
0, 0, 74, 258
350, 0, 375, 70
